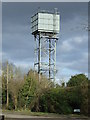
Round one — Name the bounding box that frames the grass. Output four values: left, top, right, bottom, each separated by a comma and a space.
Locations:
2, 109, 61, 117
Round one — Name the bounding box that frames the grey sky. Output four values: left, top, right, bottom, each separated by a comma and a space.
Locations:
2, 2, 88, 82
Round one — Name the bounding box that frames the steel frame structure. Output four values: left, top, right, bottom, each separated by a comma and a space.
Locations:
34, 32, 58, 81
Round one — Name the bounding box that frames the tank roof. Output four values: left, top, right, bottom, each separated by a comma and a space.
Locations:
31, 8, 59, 18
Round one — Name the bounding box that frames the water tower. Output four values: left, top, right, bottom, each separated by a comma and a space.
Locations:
31, 9, 60, 81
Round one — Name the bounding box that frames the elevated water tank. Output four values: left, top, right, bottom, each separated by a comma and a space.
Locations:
31, 10, 60, 34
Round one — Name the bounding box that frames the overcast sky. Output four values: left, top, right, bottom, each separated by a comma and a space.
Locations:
2, 2, 88, 82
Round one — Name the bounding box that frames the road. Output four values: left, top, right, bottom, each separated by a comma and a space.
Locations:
1, 113, 89, 120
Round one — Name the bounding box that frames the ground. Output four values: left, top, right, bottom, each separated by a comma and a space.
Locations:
1, 110, 89, 120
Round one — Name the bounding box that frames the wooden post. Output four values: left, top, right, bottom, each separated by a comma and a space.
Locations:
6, 61, 9, 108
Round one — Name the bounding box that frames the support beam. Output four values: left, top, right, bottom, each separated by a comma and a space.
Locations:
34, 32, 58, 82
49, 39, 51, 80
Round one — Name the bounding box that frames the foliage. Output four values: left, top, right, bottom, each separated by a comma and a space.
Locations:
38, 74, 88, 115
2, 61, 24, 110
80, 79, 88, 115
19, 70, 51, 111
67, 74, 88, 115
1, 61, 89, 115
39, 88, 72, 114
67, 74, 88, 87
88, 80, 90, 116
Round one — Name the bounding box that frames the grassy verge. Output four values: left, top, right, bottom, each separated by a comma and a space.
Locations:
2, 109, 61, 117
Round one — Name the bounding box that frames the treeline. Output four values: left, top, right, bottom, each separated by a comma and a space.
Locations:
1, 61, 89, 115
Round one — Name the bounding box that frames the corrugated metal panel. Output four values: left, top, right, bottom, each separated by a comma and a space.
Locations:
43, 14, 50, 19
38, 13, 44, 18
45, 25, 48, 30
55, 15, 59, 20
48, 14, 53, 19
48, 19, 53, 25
38, 19, 43, 24
48, 25, 53, 30
43, 19, 48, 24
38, 24, 43, 29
